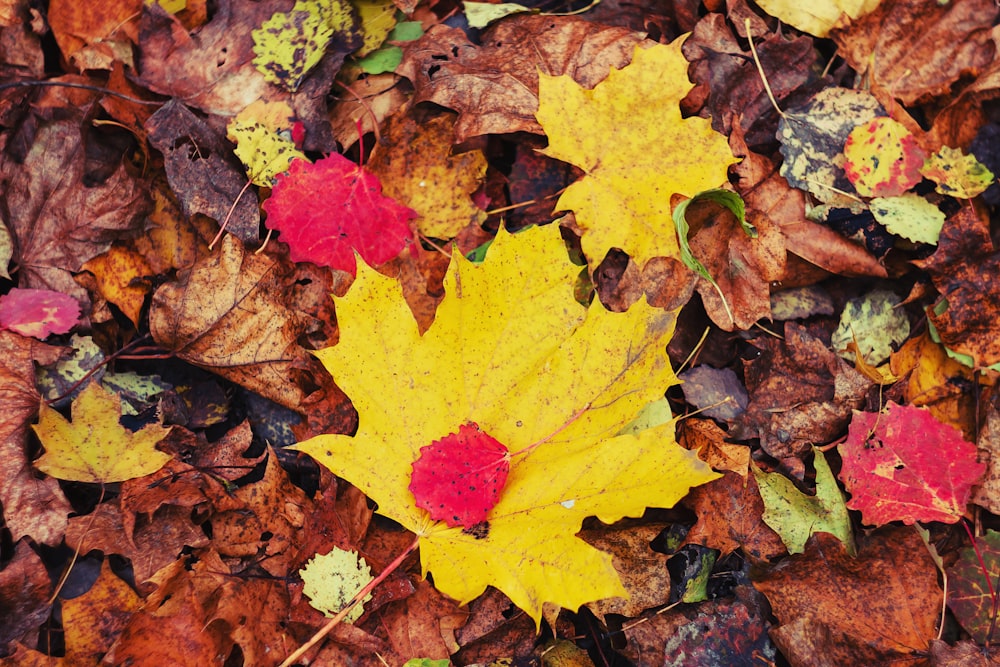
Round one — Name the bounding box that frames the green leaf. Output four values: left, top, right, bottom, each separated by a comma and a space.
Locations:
754, 447, 855, 556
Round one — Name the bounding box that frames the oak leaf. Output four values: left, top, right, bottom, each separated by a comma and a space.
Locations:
292, 223, 719, 624
536, 39, 737, 272
33, 381, 172, 483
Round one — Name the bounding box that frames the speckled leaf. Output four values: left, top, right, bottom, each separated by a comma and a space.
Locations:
870, 194, 945, 245
921, 146, 996, 199
843, 117, 927, 197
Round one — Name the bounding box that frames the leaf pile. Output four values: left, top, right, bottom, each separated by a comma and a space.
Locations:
2, 0, 1000, 665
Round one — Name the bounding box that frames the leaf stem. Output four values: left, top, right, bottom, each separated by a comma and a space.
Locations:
278, 534, 421, 667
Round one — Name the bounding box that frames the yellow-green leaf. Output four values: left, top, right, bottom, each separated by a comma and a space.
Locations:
33, 381, 172, 483
292, 223, 719, 624
536, 39, 737, 272
299, 547, 374, 621
753, 448, 855, 555
228, 118, 306, 186
353, 0, 396, 57
920, 145, 996, 199
252, 0, 356, 92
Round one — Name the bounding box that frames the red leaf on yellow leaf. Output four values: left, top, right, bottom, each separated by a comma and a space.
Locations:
263, 154, 417, 274
839, 401, 985, 525
409, 423, 510, 528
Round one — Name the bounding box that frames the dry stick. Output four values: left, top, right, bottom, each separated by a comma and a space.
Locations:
48, 485, 107, 604
744, 18, 786, 120
0, 80, 163, 105
209, 179, 255, 250
279, 534, 421, 667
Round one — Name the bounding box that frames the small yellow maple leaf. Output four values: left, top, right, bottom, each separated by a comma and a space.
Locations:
292, 223, 719, 624
33, 381, 172, 483
536, 38, 737, 273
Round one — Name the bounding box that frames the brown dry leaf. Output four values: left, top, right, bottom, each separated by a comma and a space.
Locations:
830, 0, 999, 108
930, 639, 1000, 666
104, 551, 234, 665
330, 73, 408, 148
145, 100, 260, 244
47, 0, 139, 71
208, 576, 295, 666
135, 0, 289, 116
0, 331, 69, 546
729, 123, 888, 280
211, 450, 311, 577
733, 322, 873, 462
149, 236, 324, 413
683, 12, 818, 149
375, 579, 468, 663
753, 528, 939, 666
682, 470, 787, 561
132, 180, 214, 273
918, 205, 1000, 369
291, 474, 373, 568
61, 560, 141, 666
679, 417, 749, 476
580, 523, 672, 620
65, 501, 210, 588
0, 118, 151, 305
368, 112, 487, 239
973, 390, 1000, 516
0, 540, 51, 650
453, 588, 537, 665
685, 201, 786, 331
397, 15, 645, 142
81, 244, 153, 327
621, 591, 773, 665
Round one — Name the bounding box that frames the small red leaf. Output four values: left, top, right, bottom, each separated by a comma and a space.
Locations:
0, 288, 80, 339
409, 423, 510, 528
839, 401, 985, 526
262, 154, 416, 274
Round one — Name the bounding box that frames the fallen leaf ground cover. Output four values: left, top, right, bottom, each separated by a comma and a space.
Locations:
1, 0, 999, 665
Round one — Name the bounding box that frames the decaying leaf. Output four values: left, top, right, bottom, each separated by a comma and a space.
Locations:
537, 39, 737, 272
947, 530, 1000, 644
920, 146, 996, 199
293, 224, 718, 624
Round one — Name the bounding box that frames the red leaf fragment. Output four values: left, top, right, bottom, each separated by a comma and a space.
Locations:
839, 401, 985, 526
409, 423, 510, 528
0, 288, 80, 339
262, 154, 416, 275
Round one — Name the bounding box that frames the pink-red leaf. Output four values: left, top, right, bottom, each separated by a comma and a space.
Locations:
409, 422, 510, 529
842, 117, 926, 197
0, 288, 80, 339
262, 155, 416, 274
839, 401, 984, 525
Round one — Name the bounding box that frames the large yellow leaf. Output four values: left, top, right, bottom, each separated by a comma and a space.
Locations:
536, 39, 737, 272
33, 381, 172, 483
293, 223, 719, 624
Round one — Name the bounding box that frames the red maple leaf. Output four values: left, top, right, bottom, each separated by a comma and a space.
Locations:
409, 423, 510, 529
0, 288, 80, 339
262, 155, 416, 274
839, 401, 985, 526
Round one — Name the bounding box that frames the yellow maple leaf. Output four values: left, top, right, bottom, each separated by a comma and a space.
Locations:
292, 223, 719, 624
33, 381, 172, 483
536, 39, 737, 272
